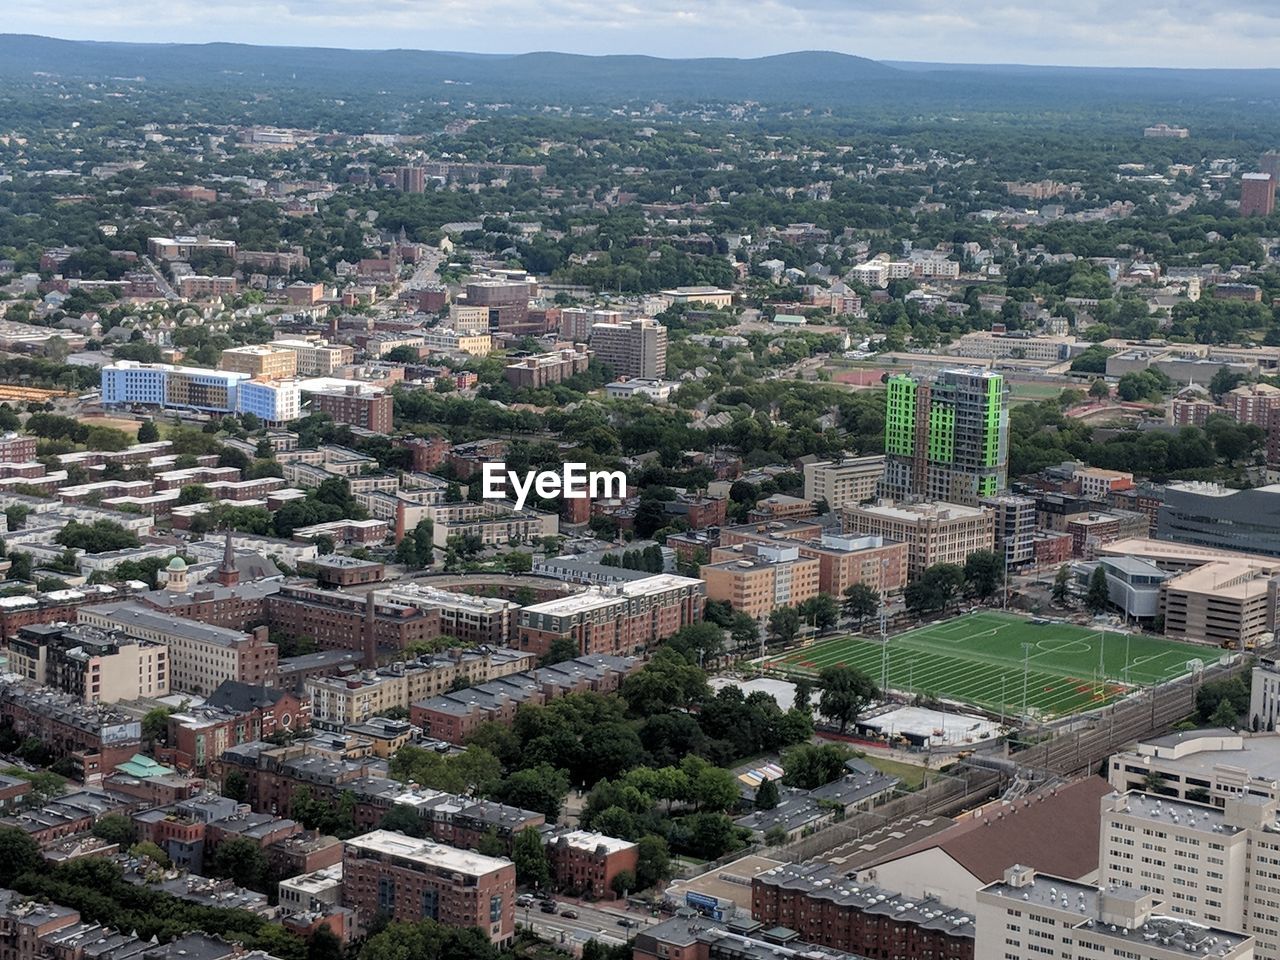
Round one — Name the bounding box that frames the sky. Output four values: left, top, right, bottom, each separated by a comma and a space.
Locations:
7, 1, 1280, 69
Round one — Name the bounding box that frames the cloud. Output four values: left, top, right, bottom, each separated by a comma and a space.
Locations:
6, 0, 1280, 67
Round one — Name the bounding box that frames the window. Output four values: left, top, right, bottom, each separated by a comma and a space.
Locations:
490, 894, 503, 923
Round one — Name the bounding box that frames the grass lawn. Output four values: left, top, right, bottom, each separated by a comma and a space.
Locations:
761, 611, 1217, 719
861, 755, 928, 789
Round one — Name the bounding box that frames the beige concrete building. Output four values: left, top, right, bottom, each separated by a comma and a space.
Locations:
841, 500, 994, 581
700, 542, 820, 618
590, 318, 667, 379
447, 304, 492, 335
802, 456, 885, 510
1159, 560, 1280, 649
713, 529, 907, 598
661, 286, 734, 309
6, 624, 169, 704
1098, 790, 1279, 958
1108, 730, 1280, 806
272, 339, 354, 376
421, 329, 492, 356
78, 601, 276, 696
976, 865, 1252, 960
218, 344, 299, 379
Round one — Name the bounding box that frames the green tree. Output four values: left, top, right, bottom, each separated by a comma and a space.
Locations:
129, 840, 170, 866
1210, 698, 1239, 729
91, 813, 136, 847
493, 764, 570, 823
0, 827, 42, 884
378, 804, 426, 838
843, 583, 880, 626
305, 925, 343, 960
540, 637, 580, 666
136, 420, 159, 443
1052, 564, 1072, 606
635, 835, 671, 891
768, 606, 801, 645
964, 549, 1004, 600
223, 770, 249, 804
1086, 566, 1111, 614
754, 777, 780, 810
793, 677, 813, 714
476, 828, 505, 857
782, 743, 855, 789
818, 665, 878, 733
210, 836, 270, 891
797, 593, 840, 633
611, 869, 637, 899
512, 826, 550, 889
1088, 379, 1109, 399
142, 706, 174, 744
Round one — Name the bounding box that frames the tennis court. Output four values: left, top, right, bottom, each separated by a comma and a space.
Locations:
762, 611, 1216, 718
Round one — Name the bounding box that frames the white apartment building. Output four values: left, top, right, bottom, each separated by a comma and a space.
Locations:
976, 864, 1253, 960
802, 455, 886, 510
1098, 790, 1280, 958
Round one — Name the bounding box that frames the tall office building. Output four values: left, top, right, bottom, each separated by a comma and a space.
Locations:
880, 368, 1009, 506
1241, 173, 1276, 217
590, 318, 667, 379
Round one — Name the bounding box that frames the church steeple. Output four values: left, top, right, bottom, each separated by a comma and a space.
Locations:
215, 528, 239, 587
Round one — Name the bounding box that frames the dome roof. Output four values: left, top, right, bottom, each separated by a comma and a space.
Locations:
166, 556, 188, 572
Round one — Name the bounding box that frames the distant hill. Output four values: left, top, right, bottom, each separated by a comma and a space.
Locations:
4, 34, 1280, 115
0, 36, 900, 104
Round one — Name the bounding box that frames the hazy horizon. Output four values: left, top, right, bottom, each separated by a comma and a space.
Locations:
7, 1, 1280, 70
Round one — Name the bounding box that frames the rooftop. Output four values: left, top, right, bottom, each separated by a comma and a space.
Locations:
344, 829, 511, 875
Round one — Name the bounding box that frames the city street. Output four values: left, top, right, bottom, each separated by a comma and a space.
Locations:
516, 899, 657, 949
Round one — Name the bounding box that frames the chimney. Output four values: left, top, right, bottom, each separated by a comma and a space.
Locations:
363, 593, 378, 668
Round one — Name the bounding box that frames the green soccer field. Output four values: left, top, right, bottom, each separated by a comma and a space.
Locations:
761, 611, 1217, 719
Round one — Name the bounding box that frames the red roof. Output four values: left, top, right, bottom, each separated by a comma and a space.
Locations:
867, 776, 1111, 884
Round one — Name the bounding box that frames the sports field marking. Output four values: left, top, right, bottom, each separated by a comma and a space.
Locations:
762, 610, 1215, 718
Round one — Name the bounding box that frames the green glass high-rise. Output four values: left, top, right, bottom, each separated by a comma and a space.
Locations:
879, 368, 1009, 506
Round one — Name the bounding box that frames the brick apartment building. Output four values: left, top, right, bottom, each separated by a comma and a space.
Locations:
136, 582, 279, 632
266, 585, 441, 660
343, 831, 516, 944
545, 830, 638, 900
410, 654, 639, 744
504, 345, 592, 389
752, 861, 974, 960
515, 574, 704, 658
0, 433, 37, 463
0, 684, 142, 782
305, 385, 393, 434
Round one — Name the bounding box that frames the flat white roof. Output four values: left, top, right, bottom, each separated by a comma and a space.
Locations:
552, 830, 636, 854
345, 830, 511, 875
